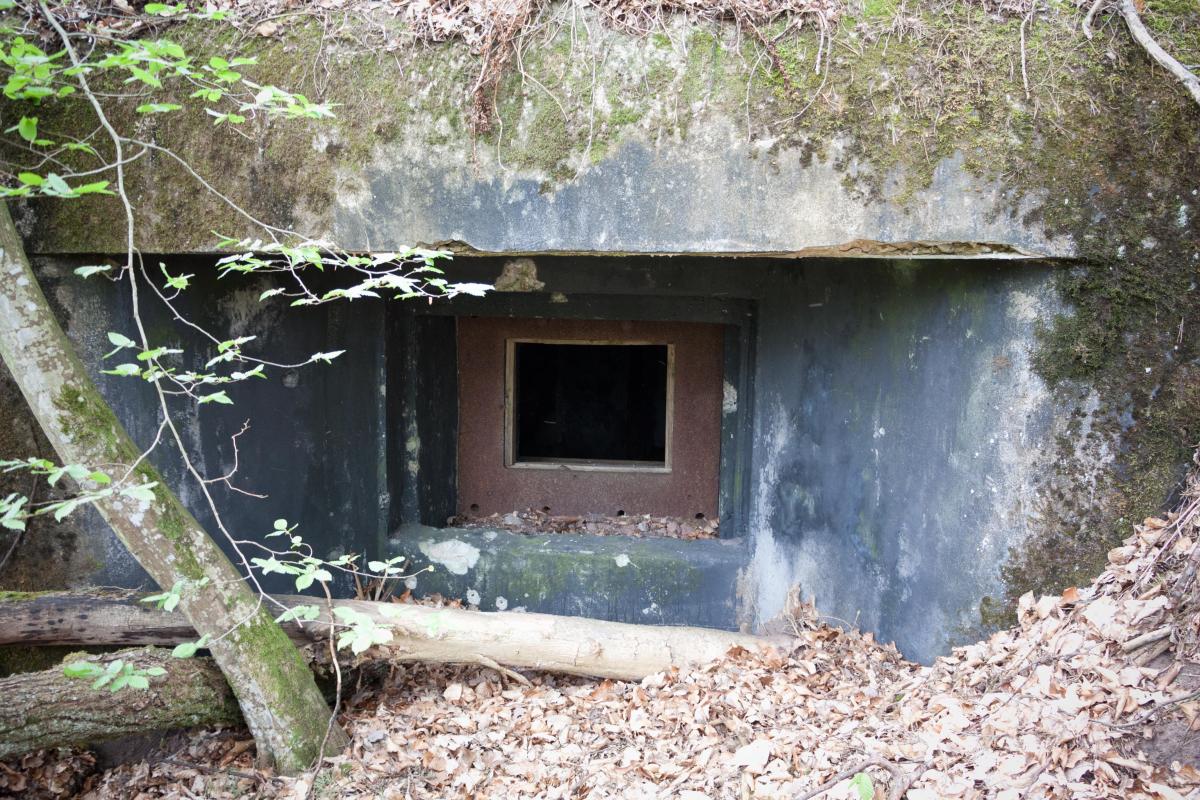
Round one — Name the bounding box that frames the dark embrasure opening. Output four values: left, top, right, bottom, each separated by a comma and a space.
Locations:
513, 342, 668, 464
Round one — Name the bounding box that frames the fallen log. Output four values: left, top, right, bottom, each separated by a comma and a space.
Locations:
1, 590, 775, 682
0, 648, 239, 760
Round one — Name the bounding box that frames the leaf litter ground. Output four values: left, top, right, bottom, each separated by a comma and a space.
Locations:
8, 468, 1200, 799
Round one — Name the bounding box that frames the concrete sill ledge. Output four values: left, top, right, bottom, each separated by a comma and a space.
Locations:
387, 523, 749, 630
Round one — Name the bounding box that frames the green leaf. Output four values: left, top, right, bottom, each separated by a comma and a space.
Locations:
849, 773, 874, 800
17, 116, 36, 143
62, 660, 103, 679
172, 641, 198, 658
309, 351, 344, 363
107, 331, 136, 348
74, 265, 111, 278
276, 604, 320, 623
172, 634, 210, 659
102, 363, 141, 377
126, 65, 162, 88
136, 102, 182, 114
143, 666, 167, 676
73, 181, 112, 196
127, 674, 150, 690
17, 172, 42, 186
43, 174, 71, 196
252, 555, 291, 575
198, 390, 233, 405
120, 483, 158, 503
143, 2, 183, 15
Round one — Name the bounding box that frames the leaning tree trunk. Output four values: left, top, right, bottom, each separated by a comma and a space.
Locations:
0, 648, 239, 760
0, 203, 347, 772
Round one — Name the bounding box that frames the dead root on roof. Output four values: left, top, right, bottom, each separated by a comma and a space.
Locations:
4, 453, 1200, 798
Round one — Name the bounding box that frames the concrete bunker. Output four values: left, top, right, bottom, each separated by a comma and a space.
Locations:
5, 0, 1197, 675
378, 254, 1060, 665
29, 248, 1065, 663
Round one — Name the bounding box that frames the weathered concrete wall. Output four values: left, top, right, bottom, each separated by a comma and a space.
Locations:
335, 139, 1068, 257
745, 260, 1063, 659
16, 8, 1073, 259
387, 257, 1067, 661
390, 524, 747, 628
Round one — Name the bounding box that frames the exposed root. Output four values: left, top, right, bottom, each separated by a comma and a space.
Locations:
1081, 0, 1200, 107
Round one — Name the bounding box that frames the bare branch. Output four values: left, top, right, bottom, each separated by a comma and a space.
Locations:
1118, 0, 1200, 108
1082, 0, 1107, 40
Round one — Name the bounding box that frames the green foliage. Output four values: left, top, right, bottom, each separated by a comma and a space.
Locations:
332, 606, 393, 654
62, 657, 167, 691
849, 772, 874, 800
0, 8, 334, 201
0, 457, 155, 529
141, 576, 210, 612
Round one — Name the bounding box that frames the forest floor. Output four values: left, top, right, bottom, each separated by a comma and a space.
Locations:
5, 473, 1200, 799
4, 489, 1199, 799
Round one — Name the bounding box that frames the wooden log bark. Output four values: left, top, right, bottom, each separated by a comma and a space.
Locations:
1, 591, 776, 682
0, 648, 239, 760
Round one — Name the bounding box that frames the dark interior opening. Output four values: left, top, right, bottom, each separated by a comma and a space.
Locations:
513, 342, 668, 464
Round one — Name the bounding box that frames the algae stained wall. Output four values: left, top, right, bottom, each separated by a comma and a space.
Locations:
747, 260, 1063, 662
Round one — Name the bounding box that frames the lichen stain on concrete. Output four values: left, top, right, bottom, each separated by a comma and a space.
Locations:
722, 381, 738, 414
614, 553, 631, 567
405, 435, 420, 477
493, 258, 545, 292
418, 538, 481, 575
222, 281, 284, 341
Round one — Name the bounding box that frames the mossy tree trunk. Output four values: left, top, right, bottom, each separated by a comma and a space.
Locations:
0, 648, 240, 760
0, 203, 348, 772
